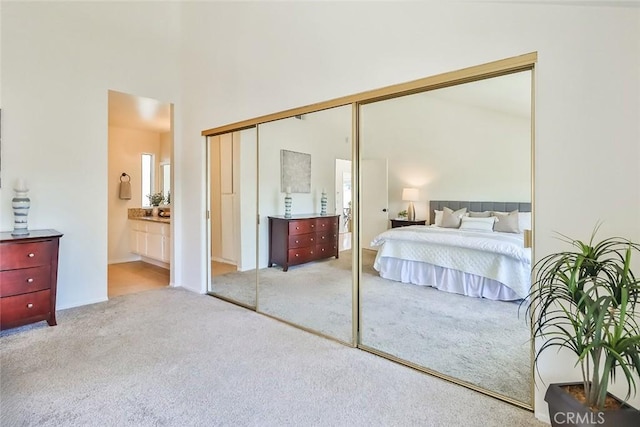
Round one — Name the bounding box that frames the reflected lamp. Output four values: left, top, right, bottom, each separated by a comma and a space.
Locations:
402, 188, 419, 221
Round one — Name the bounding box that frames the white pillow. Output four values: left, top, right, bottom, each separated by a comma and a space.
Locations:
434, 210, 443, 227
492, 210, 520, 233
441, 207, 467, 228
518, 212, 532, 231
459, 216, 496, 232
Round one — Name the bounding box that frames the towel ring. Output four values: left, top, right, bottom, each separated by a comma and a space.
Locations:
120, 173, 131, 183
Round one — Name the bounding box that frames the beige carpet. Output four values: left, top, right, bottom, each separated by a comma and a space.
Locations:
211, 250, 532, 404
0, 287, 544, 426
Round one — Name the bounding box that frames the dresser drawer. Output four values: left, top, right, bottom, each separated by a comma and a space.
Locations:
316, 230, 337, 244
287, 247, 315, 264
1, 289, 51, 326
288, 220, 315, 236
0, 240, 55, 270
288, 233, 315, 249
316, 217, 338, 231
316, 242, 338, 257
0, 265, 51, 297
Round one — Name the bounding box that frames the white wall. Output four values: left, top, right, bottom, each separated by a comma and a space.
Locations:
178, 1, 640, 421
362, 90, 531, 221
256, 107, 352, 268
1, 2, 182, 308
107, 126, 162, 263
238, 128, 258, 271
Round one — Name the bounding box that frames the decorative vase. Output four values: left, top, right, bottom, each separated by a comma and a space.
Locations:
12, 187, 31, 236
152, 206, 159, 217
320, 191, 327, 216
284, 192, 292, 218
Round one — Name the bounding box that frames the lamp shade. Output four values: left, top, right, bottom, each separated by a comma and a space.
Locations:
402, 188, 419, 202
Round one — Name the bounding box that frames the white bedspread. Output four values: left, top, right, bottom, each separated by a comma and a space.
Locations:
370, 226, 531, 299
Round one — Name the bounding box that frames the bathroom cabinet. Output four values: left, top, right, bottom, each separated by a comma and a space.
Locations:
129, 220, 170, 264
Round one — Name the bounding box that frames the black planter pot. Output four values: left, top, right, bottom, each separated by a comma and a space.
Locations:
545, 382, 640, 427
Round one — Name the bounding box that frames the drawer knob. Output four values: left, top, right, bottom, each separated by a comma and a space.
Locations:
310, 238, 314, 242
295, 240, 299, 243
311, 224, 315, 228
27, 278, 34, 283
310, 251, 314, 254
296, 226, 299, 230
27, 303, 34, 309
28, 253, 35, 258
322, 224, 326, 227
295, 253, 299, 257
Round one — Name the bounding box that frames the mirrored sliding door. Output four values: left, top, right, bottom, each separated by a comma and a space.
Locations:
358, 70, 533, 406
207, 128, 258, 308
201, 54, 537, 410
257, 105, 354, 343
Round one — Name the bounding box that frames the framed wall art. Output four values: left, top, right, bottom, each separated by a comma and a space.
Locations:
280, 149, 311, 193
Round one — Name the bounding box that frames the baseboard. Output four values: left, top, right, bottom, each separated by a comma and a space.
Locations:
140, 256, 170, 270
108, 255, 140, 264
57, 296, 109, 311
535, 407, 550, 424
211, 256, 237, 265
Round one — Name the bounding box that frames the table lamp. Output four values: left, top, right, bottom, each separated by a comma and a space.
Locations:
402, 188, 419, 221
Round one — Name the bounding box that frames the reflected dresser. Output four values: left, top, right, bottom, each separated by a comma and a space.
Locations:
0, 229, 63, 330
268, 214, 339, 272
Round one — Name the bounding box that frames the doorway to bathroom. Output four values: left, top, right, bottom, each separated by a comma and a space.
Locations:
106, 90, 173, 298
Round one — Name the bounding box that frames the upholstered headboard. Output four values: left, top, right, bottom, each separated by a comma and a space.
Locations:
428, 200, 531, 225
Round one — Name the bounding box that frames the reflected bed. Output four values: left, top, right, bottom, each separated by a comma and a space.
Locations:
371, 201, 531, 301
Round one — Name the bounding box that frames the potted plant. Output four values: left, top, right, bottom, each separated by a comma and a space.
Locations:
147, 192, 165, 207
524, 225, 640, 426
146, 192, 165, 216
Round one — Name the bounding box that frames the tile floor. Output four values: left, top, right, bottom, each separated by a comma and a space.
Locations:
108, 261, 169, 298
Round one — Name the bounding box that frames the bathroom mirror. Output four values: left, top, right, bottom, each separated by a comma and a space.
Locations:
358, 70, 533, 406
206, 128, 258, 308
160, 163, 171, 204
257, 105, 354, 344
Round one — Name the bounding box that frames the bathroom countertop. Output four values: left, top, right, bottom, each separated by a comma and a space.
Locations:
129, 216, 170, 224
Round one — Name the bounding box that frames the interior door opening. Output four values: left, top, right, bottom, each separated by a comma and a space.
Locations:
106, 90, 173, 298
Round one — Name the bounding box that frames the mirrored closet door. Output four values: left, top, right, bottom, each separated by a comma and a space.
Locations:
207, 128, 258, 308
358, 70, 533, 406
257, 105, 354, 344
201, 53, 537, 409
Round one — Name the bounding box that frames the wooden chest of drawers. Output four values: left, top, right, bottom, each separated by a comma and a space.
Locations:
268, 215, 339, 271
0, 229, 63, 331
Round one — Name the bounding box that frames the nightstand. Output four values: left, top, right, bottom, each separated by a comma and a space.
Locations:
390, 219, 427, 228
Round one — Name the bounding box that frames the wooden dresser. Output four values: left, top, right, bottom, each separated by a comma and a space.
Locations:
268, 214, 339, 271
0, 229, 63, 331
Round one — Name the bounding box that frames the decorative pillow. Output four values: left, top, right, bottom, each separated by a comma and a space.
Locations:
459, 216, 495, 232
468, 211, 491, 218
434, 210, 443, 227
492, 210, 520, 233
441, 207, 467, 228
518, 212, 532, 231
